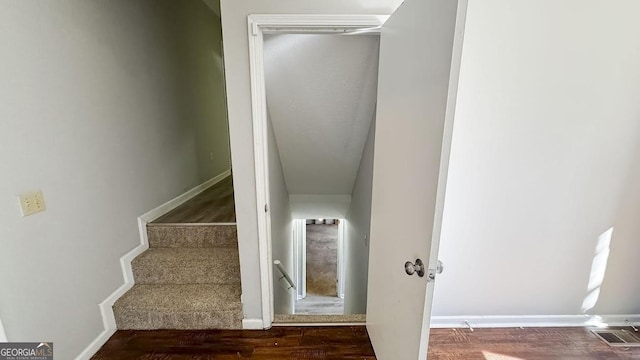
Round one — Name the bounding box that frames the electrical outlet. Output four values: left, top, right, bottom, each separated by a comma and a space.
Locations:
18, 190, 46, 216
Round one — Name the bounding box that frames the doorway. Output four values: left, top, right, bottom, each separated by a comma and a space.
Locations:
246, 2, 467, 357
292, 219, 346, 316
251, 18, 384, 325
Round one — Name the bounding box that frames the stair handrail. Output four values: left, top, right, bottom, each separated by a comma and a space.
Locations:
273, 260, 296, 290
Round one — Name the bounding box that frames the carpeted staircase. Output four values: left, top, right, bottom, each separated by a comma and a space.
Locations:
113, 224, 243, 329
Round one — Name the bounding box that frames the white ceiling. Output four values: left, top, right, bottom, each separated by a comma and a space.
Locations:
264, 34, 380, 195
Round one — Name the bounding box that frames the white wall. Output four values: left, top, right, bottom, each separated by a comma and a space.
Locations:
0, 1, 224, 358
219, 0, 404, 319
433, 0, 640, 317
178, 0, 232, 182
594, 147, 640, 314
289, 195, 352, 219
267, 111, 295, 315
263, 34, 380, 195
344, 120, 376, 315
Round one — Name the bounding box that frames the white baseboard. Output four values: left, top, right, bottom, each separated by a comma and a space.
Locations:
243, 319, 265, 330
139, 169, 232, 224
74, 329, 115, 360
430, 314, 640, 329
76, 170, 232, 359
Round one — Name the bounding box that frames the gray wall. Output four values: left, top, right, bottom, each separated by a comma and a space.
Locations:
220, 0, 404, 322
0, 1, 228, 358
344, 120, 376, 315
177, 0, 232, 182
433, 0, 640, 317
267, 111, 294, 315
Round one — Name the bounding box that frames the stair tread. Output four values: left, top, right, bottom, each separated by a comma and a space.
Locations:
132, 247, 240, 285
115, 284, 242, 311
134, 247, 239, 262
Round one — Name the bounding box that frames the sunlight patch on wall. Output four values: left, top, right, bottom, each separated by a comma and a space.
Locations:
582, 227, 614, 313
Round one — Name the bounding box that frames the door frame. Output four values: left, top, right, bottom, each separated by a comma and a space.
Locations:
337, 219, 346, 299
292, 219, 307, 300
247, 14, 389, 328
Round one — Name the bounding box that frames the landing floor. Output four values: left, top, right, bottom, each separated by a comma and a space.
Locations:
152, 175, 236, 223
91, 326, 640, 359
295, 294, 344, 315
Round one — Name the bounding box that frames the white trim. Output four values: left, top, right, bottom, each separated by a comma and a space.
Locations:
0, 315, 7, 342
430, 314, 640, 329
243, 319, 265, 330
76, 170, 231, 359
248, 14, 389, 35
293, 219, 306, 300
301, 221, 307, 300
247, 13, 388, 331
272, 322, 366, 327
248, 15, 273, 329
337, 219, 346, 299
74, 329, 115, 360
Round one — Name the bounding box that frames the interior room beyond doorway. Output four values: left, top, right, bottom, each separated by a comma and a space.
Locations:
264, 32, 380, 324
296, 219, 343, 315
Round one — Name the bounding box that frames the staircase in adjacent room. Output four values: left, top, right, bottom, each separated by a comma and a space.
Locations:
113, 175, 243, 329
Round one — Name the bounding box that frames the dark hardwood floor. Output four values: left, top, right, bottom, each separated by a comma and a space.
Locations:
428, 327, 640, 359
152, 175, 236, 224
91, 327, 375, 359
92, 326, 640, 359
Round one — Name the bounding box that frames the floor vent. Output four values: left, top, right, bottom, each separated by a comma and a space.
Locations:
592, 329, 640, 347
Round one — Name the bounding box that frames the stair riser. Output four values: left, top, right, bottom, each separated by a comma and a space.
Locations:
132, 258, 240, 285
114, 309, 242, 330
147, 225, 237, 248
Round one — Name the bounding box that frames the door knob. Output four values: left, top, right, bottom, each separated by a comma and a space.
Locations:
405, 259, 425, 277
427, 260, 444, 282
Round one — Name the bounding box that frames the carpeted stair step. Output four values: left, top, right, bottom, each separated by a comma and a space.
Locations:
147, 224, 237, 248
113, 284, 243, 330
132, 248, 240, 285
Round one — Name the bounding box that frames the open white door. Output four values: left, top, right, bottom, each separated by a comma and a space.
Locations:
366, 0, 467, 359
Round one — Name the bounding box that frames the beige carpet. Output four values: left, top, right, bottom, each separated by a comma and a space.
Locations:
306, 224, 338, 296
113, 223, 243, 330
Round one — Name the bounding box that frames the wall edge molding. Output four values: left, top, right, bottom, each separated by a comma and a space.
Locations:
74, 329, 116, 360
243, 319, 265, 330
76, 169, 232, 359
0, 316, 7, 342
430, 314, 640, 328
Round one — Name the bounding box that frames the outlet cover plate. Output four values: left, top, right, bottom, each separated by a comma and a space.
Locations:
18, 190, 46, 216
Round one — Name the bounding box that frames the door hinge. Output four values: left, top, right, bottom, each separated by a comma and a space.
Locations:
264, 204, 268, 213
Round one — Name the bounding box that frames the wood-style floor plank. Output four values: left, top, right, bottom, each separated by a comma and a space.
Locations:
91, 327, 375, 359
92, 326, 640, 359
428, 327, 640, 359
152, 176, 236, 224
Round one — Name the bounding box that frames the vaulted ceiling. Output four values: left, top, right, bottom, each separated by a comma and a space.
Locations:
264, 34, 380, 195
